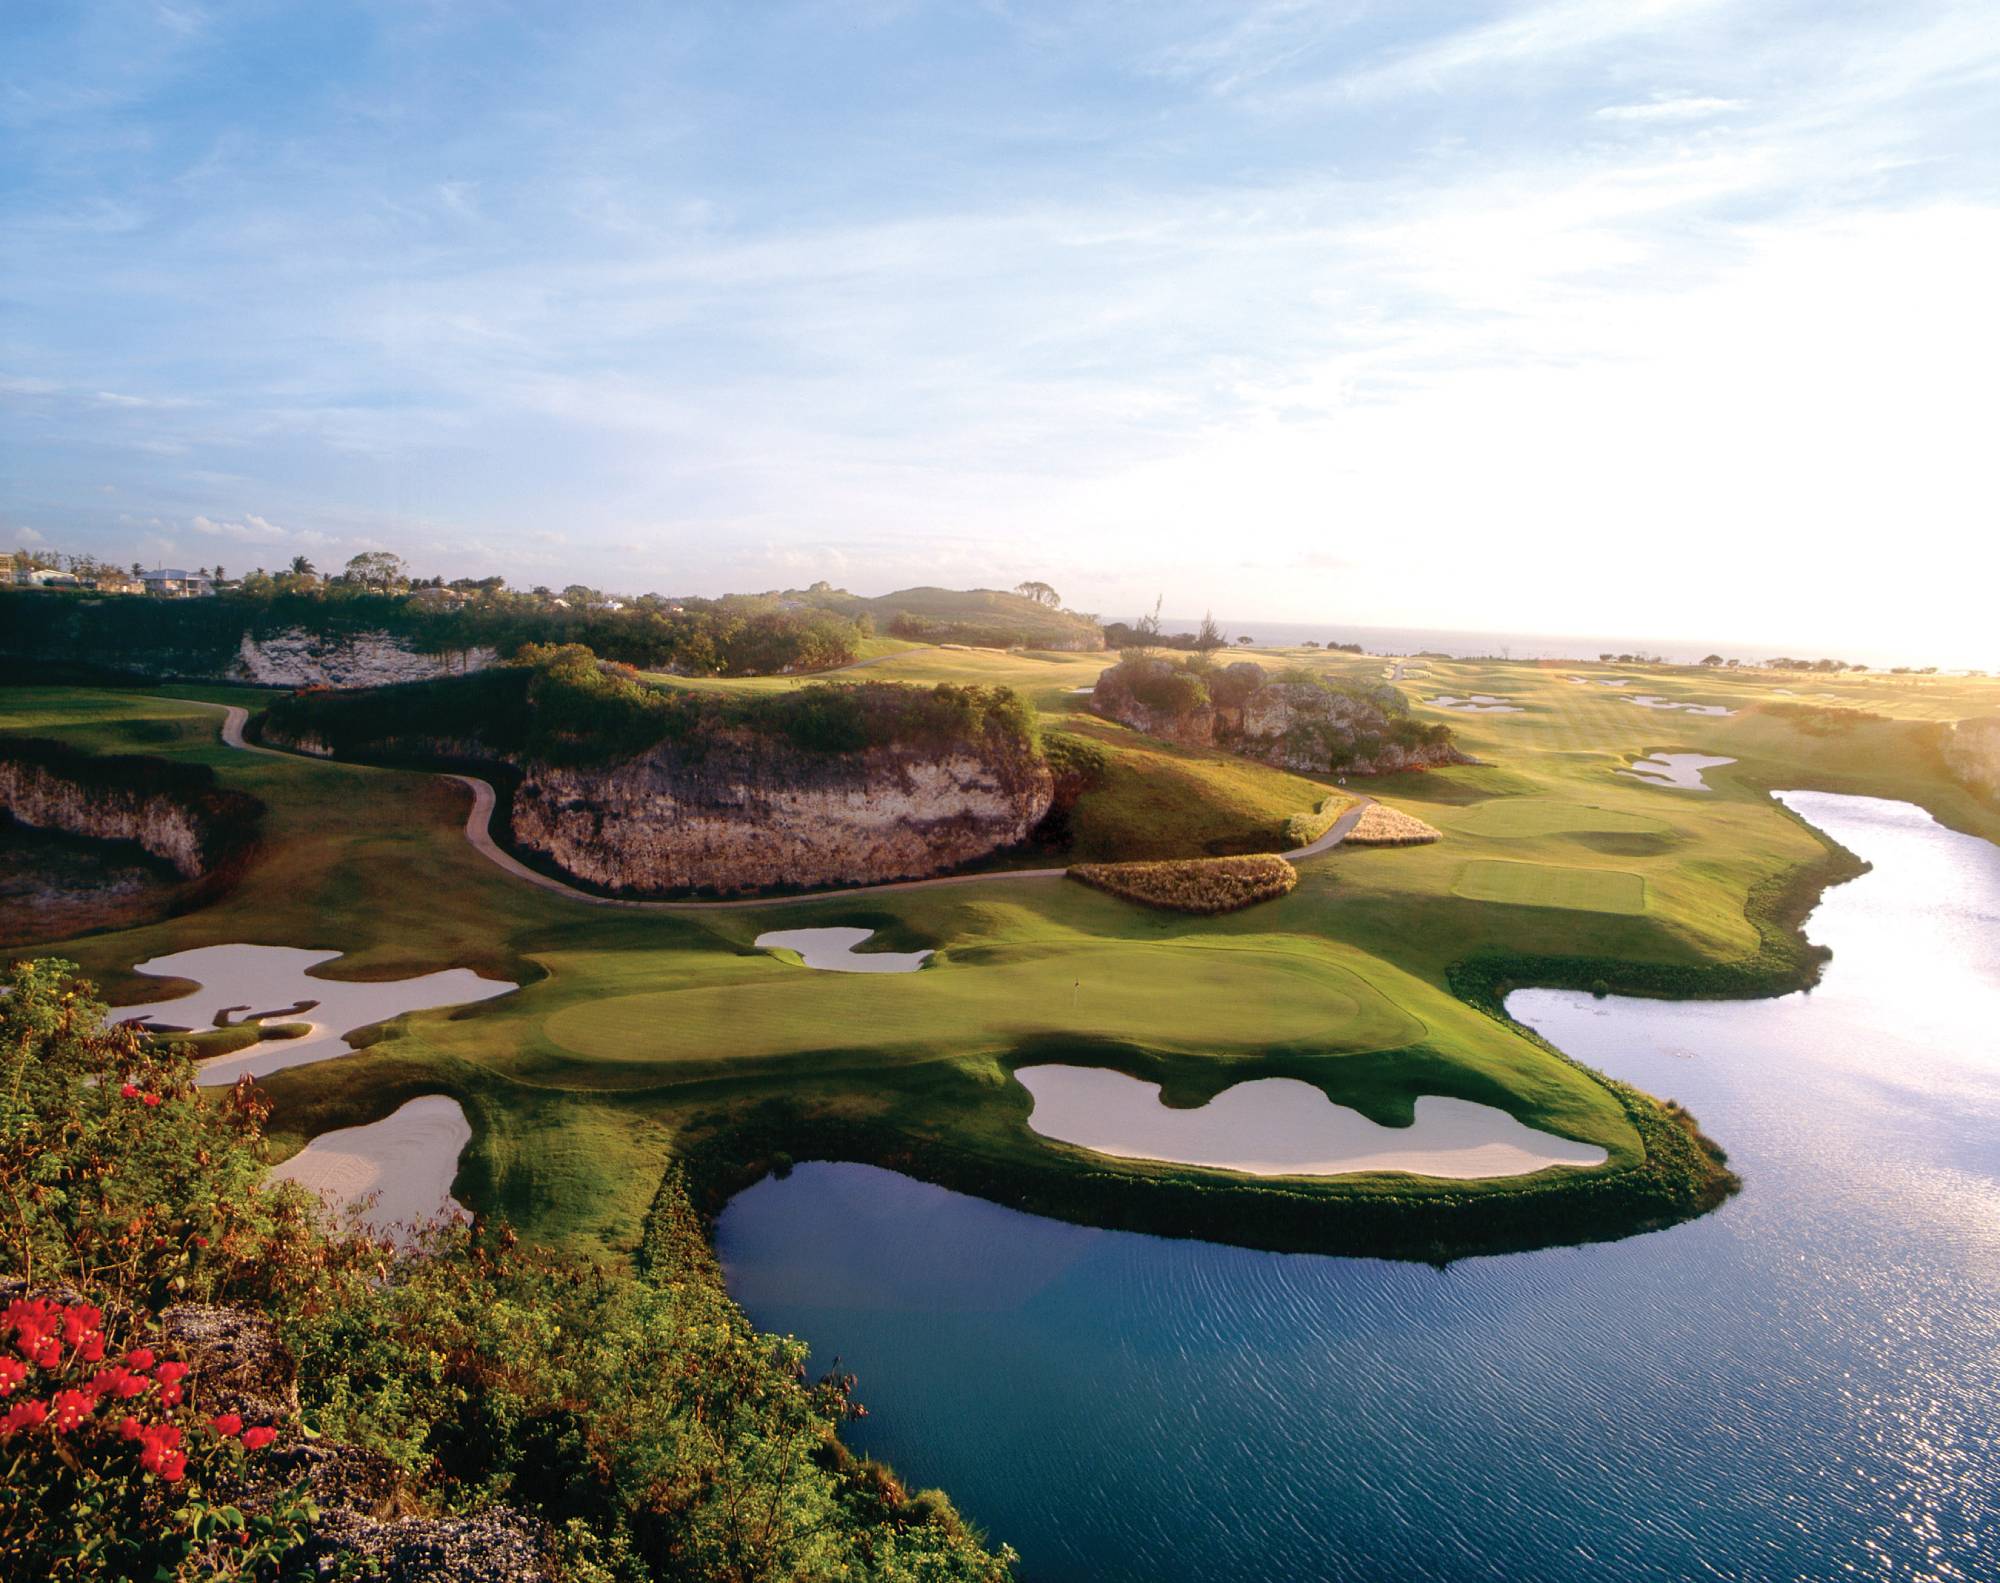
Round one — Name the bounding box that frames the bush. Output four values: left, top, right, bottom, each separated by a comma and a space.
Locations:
0, 959, 1017, 1581
1068, 854, 1298, 913
265, 646, 1043, 774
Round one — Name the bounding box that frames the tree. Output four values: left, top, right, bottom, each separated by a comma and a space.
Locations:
340, 550, 408, 593
288, 554, 316, 577
1235, 634, 1254, 645
1135, 595, 1163, 640
1700, 654, 1724, 667
1014, 580, 1061, 608
1195, 611, 1226, 652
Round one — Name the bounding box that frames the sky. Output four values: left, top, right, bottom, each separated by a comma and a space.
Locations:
4, 0, 1998, 664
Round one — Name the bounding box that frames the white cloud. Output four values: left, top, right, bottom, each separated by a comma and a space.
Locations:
1595, 95, 1745, 122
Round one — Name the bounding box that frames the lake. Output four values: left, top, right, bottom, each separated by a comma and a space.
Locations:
716, 792, 2000, 1582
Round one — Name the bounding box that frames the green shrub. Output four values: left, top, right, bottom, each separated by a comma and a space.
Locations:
0, 960, 1017, 1581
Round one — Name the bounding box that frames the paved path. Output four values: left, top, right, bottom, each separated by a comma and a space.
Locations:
196, 701, 1374, 913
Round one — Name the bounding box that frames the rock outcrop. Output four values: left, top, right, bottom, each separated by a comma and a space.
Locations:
1945, 717, 2000, 801
158, 1305, 555, 1583
231, 629, 496, 688
510, 730, 1054, 895
0, 738, 262, 880
1091, 658, 1466, 776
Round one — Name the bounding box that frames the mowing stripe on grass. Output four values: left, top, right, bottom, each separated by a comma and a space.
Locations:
1451, 859, 1647, 915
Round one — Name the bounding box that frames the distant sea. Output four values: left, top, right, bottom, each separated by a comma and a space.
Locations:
1166, 619, 1989, 673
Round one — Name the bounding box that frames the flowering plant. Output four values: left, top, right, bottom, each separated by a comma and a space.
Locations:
0, 1294, 310, 1578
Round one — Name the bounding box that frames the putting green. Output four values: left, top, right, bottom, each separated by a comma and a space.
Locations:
542, 938, 1426, 1068
1451, 860, 1648, 915
1452, 800, 1673, 838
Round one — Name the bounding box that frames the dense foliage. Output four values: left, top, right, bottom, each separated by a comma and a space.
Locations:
0, 960, 1016, 1580
1068, 855, 1299, 913
788, 585, 1102, 651
0, 588, 864, 679
264, 644, 1042, 772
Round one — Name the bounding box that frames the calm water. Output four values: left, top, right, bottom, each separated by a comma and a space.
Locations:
716, 793, 2000, 1582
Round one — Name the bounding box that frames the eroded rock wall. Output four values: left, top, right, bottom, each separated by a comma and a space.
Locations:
0, 759, 210, 876
510, 730, 1054, 895
1091, 659, 1466, 775
1945, 717, 2000, 801
231, 629, 496, 688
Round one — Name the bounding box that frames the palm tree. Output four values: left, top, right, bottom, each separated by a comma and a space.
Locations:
288, 554, 316, 577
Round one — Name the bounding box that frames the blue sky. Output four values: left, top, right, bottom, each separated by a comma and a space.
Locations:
4, 1, 1997, 661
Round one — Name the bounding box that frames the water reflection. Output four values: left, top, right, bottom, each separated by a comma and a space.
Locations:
718, 793, 2000, 1583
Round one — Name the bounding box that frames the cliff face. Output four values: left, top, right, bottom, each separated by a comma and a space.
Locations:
1235, 681, 1469, 775
510, 729, 1054, 894
0, 759, 212, 877
1092, 658, 1466, 776
231, 629, 496, 688
1945, 717, 2000, 801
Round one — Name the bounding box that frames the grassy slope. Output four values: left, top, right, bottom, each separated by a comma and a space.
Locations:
6, 648, 1998, 1260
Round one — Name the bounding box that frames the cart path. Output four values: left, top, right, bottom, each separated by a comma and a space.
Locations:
205, 702, 1374, 912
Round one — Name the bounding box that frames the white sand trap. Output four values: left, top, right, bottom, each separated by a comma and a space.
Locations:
267, 1095, 470, 1246
1563, 676, 1592, 686
755, 927, 932, 973
1594, 678, 1633, 688
1626, 695, 1734, 717
113, 944, 516, 1086
1016, 1066, 1606, 1179
1619, 753, 1737, 791
1426, 694, 1525, 713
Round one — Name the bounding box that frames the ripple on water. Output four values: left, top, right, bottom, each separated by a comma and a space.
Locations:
717, 791, 2000, 1583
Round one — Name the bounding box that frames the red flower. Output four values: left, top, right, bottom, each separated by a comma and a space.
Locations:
158, 1383, 182, 1407
125, 1348, 157, 1372
31, 1337, 59, 1369
240, 1425, 277, 1450
2, 1398, 49, 1436
120, 1082, 140, 1098
157, 1449, 187, 1481
51, 1389, 96, 1432
12, 1322, 46, 1361
189, 1234, 209, 1248
142, 1093, 162, 1108
74, 1334, 104, 1363
119, 1415, 143, 1440
61, 1304, 104, 1346
211, 1412, 243, 1437
138, 1423, 182, 1475
0, 1358, 24, 1395
153, 1359, 187, 1385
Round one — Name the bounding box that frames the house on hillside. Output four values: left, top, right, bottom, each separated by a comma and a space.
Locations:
141, 568, 216, 598
91, 574, 145, 595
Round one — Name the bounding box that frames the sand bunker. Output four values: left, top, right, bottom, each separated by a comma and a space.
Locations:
755, 927, 932, 973
1618, 753, 1737, 791
1626, 695, 1734, 717
1016, 1065, 1606, 1179
113, 944, 516, 1086
1426, 694, 1525, 713
267, 1095, 470, 1246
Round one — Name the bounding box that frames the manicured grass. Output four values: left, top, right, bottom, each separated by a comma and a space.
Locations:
1453, 800, 1671, 838
1451, 860, 1647, 915
5, 648, 1998, 1260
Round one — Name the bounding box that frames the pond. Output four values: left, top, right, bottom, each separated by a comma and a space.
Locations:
716, 792, 2000, 1583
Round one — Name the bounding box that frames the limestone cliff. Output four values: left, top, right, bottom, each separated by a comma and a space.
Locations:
0, 740, 261, 880
1945, 717, 2000, 801
230, 628, 496, 687
511, 730, 1053, 895
1091, 657, 1466, 775
261, 661, 1054, 895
